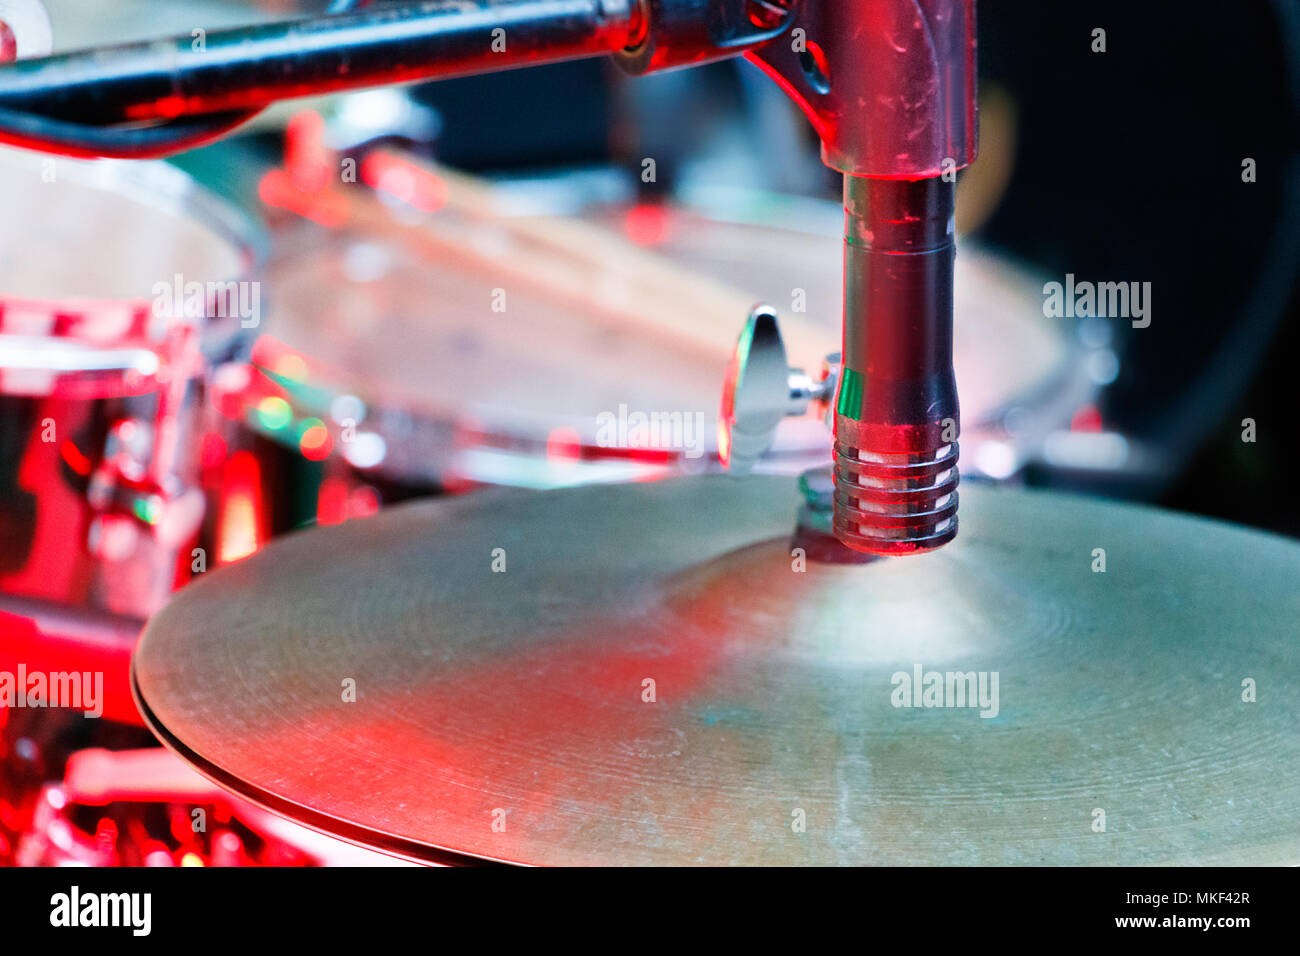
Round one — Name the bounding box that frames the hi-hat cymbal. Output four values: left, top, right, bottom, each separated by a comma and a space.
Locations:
133, 478, 1300, 865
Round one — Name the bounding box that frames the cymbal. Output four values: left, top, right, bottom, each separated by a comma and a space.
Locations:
133, 477, 1300, 865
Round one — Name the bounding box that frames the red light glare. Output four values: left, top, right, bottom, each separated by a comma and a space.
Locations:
258, 168, 347, 228
624, 203, 669, 246
59, 440, 92, 477
317, 476, 349, 527
546, 427, 582, 462
348, 485, 381, 519
360, 153, 447, 213
200, 432, 227, 470
284, 110, 333, 193
217, 451, 264, 564
299, 424, 332, 462
1070, 404, 1104, 433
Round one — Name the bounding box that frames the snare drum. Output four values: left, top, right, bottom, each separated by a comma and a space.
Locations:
0, 146, 260, 860
0, 146, 260, 621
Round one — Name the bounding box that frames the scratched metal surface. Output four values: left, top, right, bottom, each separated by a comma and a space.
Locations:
135, 477, 1300, 864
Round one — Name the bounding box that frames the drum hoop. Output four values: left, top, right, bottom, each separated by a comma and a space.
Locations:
0, 151, 267, 393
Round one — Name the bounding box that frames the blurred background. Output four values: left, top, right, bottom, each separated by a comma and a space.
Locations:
32, 0, 1300, 534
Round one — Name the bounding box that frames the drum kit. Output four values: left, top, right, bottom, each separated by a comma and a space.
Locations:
0, 0, 1296, 867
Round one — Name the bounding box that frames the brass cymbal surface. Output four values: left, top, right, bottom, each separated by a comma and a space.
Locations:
133, 478, 1300, 865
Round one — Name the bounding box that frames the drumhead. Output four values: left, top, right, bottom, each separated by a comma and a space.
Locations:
261, 177, 1075, 480
0, 146, 253, 302
0, 147, 263, 397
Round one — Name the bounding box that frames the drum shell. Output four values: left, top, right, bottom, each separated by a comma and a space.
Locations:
0, 148, 261, 620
